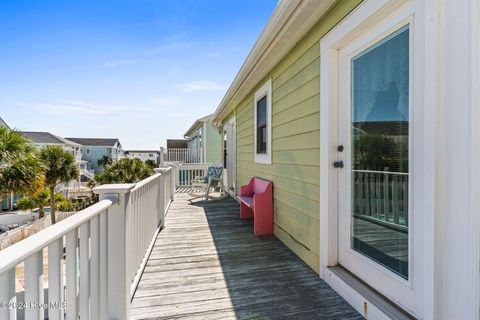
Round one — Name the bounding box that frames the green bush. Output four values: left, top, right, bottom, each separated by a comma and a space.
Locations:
57, 199, 74, 212
17, 197, 36, 211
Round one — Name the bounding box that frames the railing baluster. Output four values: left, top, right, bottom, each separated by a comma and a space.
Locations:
0, 268, 16, 320
90, 215, 100, 319
48, 238, 64, 320
79, 222, 90, 319
25, 250, 43, 320
403, 177, 408, 226
99, 211, 108, 319
66, 229, 78, 320
392, 175, 399, 224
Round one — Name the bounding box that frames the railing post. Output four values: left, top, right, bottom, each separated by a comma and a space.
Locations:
93, 183, 134, 320
154, 168, 167, 228
160, 147, 164, 166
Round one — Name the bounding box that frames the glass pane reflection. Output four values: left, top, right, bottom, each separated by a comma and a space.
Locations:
351, 26, 409, 279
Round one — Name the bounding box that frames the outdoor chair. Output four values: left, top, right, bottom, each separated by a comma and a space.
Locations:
188, 165, 228, 201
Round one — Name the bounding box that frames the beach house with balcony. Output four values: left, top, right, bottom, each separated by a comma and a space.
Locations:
20, 131, 95, 184
66, 137, 123, 173
212, 0, 479, 318
21, 132, 83, 161
184, 114, 222, 164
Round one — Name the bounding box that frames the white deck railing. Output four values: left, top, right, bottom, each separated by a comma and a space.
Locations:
353, 170, 409, 228
0, 166, 175, 320
162, 148, 203, 164
170, 163, 211, 187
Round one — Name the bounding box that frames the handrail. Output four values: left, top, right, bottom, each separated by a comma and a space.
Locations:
130, 173, 161, 192
0, 166, 175, 319
0, 199, 113, 274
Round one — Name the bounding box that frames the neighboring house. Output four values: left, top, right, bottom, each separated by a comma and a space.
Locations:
184, 114, 222, 164
164, 139, 189, 163
166, 139, 188, 149
66, 138, 122, 173
20, 131, 94, 182
125, 150, 160, 163
21, 132, 83, 161
211, 0, 479, 319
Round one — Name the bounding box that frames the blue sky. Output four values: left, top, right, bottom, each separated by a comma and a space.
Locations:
0, 0, 277, 149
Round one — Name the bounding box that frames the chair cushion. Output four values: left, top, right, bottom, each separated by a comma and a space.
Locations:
202, 166, 223, 183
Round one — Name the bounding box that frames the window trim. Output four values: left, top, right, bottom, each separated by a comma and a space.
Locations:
254, 79, 272, 164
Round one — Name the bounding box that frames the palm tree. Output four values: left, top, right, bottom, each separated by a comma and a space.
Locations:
95, 158, 153, 184
17, 189, 50, 218
40, 146, 79, 224
0, 127, 44, 208
97, 155, 112, 170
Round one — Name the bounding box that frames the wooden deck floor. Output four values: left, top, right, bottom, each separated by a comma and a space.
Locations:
130, 193, 362, 320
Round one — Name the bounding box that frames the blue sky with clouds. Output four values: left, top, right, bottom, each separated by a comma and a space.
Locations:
0, 0, 277, 149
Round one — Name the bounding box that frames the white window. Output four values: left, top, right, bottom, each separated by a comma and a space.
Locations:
254, 79, 272, 164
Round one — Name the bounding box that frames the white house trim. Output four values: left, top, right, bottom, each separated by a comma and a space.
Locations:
253, 79, 272, 165
320, 0, 480, 319
319, 0, 433, 318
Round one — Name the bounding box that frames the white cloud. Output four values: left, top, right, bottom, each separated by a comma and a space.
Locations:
177, 80, 228, 93
103, 59, 139, 68
152, 97, 183, 107
18, 100, 150, 117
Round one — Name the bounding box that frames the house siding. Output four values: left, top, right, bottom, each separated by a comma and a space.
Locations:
229, 0, 362, 272
205, 123, 222, 164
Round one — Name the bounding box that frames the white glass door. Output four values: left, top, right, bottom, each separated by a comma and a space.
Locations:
337, 21, 417, 311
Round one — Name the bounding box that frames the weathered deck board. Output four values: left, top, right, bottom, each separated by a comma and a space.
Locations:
131, 193, 362, 320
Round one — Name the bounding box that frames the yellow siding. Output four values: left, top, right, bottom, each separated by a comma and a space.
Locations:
230, 0, 363, 272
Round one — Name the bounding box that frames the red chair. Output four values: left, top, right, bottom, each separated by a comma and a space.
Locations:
238, 177, 273, 236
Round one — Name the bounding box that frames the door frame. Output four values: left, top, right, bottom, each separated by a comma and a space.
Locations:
318, 0, 432, 317
224, 115, 236, 198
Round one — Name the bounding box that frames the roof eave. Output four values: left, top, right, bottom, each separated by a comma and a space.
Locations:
184, 114, 213, 138
211, 0, 336, 126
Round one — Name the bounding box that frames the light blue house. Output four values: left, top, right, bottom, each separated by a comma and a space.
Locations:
66, 138, 123, 173
184, 114, 222, 164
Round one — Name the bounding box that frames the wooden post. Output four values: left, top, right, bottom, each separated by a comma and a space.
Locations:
93, 183, 135, 320
159, 147, 164, 166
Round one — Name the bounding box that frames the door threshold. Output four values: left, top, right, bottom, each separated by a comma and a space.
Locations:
323, 266, 416, 320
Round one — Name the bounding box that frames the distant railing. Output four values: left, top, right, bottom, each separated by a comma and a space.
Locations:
0, 166, 175, 320
162, 147, 203, 164
170, 163, 211, 187
353, 170, 408, 228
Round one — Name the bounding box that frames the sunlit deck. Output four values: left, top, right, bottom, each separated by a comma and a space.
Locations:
130, 192, 362, 319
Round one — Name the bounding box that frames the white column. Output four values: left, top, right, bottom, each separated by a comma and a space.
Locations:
93, 183, 134, 320
434, 1, 479, 318
154, 169, 166, 228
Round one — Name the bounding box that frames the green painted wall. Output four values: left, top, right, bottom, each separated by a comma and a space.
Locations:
226, 0, 362, 273
205, 122, 222, 164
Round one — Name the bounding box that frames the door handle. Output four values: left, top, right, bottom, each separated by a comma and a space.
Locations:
333, 161, 344, 168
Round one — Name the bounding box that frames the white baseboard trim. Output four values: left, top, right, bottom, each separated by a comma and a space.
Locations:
323, 266, 415, 320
